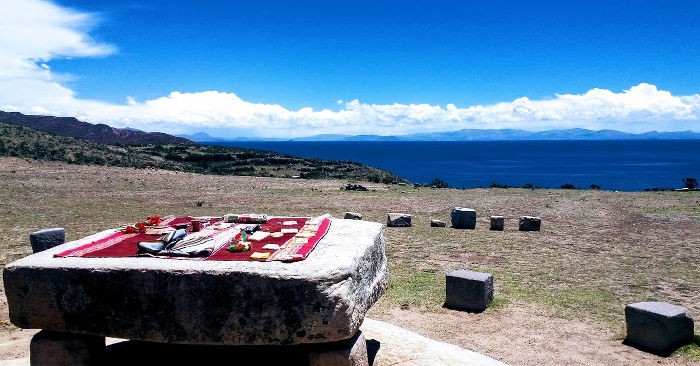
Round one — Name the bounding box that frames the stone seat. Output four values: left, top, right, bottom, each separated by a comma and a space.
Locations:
451, 207, 476, 229
444, 270, 494, 313
624, 301, 695, 355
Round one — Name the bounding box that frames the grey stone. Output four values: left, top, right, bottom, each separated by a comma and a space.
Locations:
360, 318, 508, 365
451, 208, 476, 229
31, 330, 105, 366
624, 301, 695, 355
430, 219, 446, 227
29, 227, 65, 253
344, 212, 363, 220
444, 270, 493, 313
5, 218, 388, 346
308, 331, 368, 366
518, 216, 541, 231
490, 216, 504, 231
387, 213, 411, 227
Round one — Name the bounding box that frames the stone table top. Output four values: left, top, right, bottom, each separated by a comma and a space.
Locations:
4, 218, 388, 346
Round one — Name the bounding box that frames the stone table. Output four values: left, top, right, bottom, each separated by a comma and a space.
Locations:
4, 218, 388, 365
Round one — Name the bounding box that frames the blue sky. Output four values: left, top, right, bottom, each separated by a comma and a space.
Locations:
1, 0, 699, 137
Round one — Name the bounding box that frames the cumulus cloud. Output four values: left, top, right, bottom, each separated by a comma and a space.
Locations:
1, 0, 699, 138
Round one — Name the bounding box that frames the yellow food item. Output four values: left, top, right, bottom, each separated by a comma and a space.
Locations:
250, 252, 270, 260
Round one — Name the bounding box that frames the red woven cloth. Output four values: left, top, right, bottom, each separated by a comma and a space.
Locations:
54, 216, 330, 262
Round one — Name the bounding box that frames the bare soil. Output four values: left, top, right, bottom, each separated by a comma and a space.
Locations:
0, 157, 698, 365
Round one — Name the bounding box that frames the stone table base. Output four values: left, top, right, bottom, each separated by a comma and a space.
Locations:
30, 330, 369, 366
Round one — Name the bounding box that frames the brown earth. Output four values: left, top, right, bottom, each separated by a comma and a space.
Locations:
0, 157, 698, 365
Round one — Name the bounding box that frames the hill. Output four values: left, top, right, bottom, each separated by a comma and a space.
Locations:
0, 121, 405, 183
0, 111, 191, 145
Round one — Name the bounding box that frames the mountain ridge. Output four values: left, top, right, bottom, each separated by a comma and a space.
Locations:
0, 111, 191, 145
189, 128, 700, 142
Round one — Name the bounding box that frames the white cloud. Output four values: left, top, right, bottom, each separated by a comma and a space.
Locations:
1, 0, 699, 138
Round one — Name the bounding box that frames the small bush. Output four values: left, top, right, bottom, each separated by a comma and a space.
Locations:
427, 177, 448, 189
590, 184, 601, 190
561, 183, 576, 189
683, 177, 698, 189
491, 182, 512, 189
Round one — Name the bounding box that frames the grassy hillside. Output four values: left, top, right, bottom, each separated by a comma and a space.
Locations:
0, 121, 405, 183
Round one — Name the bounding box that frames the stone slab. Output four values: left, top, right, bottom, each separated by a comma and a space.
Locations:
430, 219, 446, 227
624, 301, 695, 355
360, 318, 508, 365
4, 218, 388, 346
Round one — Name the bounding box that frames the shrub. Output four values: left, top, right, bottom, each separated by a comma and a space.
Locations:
590, 184, 601, 190
427, 177, 448, 188
683, 177, 698, 189
490, 182, 512, 189
561, 183, 576, 189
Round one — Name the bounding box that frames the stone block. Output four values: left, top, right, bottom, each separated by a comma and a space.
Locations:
344, 212, 363, 220
31, 330, 105, 366
5, 219, 388, 346
30, 227, 65, 253
387, 213, 411, 227
489, 216, 504, 231
430, 219, 446, 227
444, 270, 493, 312
518, 216, 541, 231
308, 331, 368, 366
624, 301, 695, 355
451, 208, 476, 229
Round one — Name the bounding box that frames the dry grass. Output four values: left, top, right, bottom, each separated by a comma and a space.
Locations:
1, 157, 698, 364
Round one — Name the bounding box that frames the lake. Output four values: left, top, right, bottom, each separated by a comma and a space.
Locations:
211, 140, 700, 191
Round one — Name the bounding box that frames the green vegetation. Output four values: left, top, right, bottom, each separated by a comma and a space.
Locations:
673, 335, 700, 359
0, 121, 405, 183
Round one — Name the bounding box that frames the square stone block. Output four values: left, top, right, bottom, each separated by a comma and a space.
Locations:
30, 228, 65, 253
489, 216, 504, 231
625, 301, 695, 355
451, 208, 476, 229
344, 212, 363, 220
31, 330, 105, 366
518, 216, 541, 231
444, 270, 493, 313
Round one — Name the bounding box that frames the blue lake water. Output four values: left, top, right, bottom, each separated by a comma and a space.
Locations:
211, 140, 700, 191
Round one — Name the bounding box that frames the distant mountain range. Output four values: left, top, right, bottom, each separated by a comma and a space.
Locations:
0, 111, 191, 145
3, 110, 698, 144
184, 128, 700, 142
